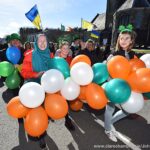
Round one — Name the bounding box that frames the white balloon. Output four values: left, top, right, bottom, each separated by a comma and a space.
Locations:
140, 54, 150, 68
70, 62, 94, 86
19, 82, 45, 108
61, 77, 80, 101
41, 69, 64, 93
121, 91, 144, 113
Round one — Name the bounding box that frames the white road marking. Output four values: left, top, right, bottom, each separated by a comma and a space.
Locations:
69, 116, 85, 134
91, 113, 141, 150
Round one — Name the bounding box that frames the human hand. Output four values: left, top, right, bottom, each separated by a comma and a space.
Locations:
36, 71, 45, 77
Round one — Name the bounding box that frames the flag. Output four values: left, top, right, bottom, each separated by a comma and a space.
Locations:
90, 30, 100, 39
61, 24, 65, 31
25, 5, 41, 30
81, 19, 93, 31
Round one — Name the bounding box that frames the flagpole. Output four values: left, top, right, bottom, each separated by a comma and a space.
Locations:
81, 18, 85, 42
39, 14, 43, 31
36, 4, 43, 31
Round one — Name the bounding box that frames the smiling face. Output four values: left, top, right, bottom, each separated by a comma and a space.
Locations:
86, 41, 94, 51
60, 44, 70, 58
119, 33, 132, 51
37, 35, 47, 50
25, 42, 31, 50
10, 39, 21, 48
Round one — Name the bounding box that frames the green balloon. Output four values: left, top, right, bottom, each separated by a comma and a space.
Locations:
5, 69, 21, 89
51, 57, 70, 78
92, 63, 109, 84
104, 78, 131, 104
143, 92, 150, 99
0, 61, 15, 77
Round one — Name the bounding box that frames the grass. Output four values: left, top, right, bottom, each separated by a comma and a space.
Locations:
132, 49, 150, 54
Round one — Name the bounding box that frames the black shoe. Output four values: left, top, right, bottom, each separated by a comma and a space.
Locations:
65, 118, 75, 131
39, 138, 46, 149
18, 118, 24, 123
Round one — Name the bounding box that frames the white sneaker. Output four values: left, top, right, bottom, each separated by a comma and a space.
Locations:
105, 130, 118, 142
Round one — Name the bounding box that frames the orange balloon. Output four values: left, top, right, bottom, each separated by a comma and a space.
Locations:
86, 83, 108, 109
44, 94, 68, 120
129, 58, 146, 72
127, 68, 150, 93
7, 96, 30, 118
69, 99, 83, 111
24, 106, 48, 137
70, 55, 91, 68
107, 56, 131, 79
78, 85, 87, 100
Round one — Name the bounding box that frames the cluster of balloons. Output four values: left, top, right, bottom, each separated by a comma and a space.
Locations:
105, 54, 150, 113
0, 61, 21, 89
6, 55, 109, 137
0, 46, 21, 89
6, 53, 150, 137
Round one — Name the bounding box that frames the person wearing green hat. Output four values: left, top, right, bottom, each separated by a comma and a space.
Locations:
9, 33, 21, 48
1, 33, 25, 108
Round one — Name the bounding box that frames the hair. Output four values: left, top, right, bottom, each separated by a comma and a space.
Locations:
24, 41, 31, 50
116, 30, 137, 51
85, 39, 95, 48
59, 41, 70, 49
37, 34, 47, 40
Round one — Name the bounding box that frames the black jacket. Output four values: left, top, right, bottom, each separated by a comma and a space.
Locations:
77, 48, 104, 65
113, 49, 137, 59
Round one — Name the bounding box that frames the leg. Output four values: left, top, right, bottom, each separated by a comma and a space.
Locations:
65, 114, 75, 131
104, 102, 117, 142
38, 134, 47, 149
112, 109, 129, 124
104, 102, 115, 131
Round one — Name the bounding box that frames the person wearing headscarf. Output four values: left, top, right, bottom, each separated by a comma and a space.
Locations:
21, 34, 53, 83
21, 34, 54, 149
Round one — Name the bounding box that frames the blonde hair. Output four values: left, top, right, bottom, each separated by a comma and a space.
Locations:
59, 41, 70, 49
116, 31, 137, 51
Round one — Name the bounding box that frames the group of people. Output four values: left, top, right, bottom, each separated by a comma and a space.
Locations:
0, 27, 138, 148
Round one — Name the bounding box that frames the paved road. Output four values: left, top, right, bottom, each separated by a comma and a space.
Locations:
1, 80, 150, 150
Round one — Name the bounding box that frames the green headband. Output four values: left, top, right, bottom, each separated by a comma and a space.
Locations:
119, 24, 133, 33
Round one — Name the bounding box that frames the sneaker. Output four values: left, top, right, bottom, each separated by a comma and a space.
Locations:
65, 118, 75, 131
105, 130, 118, 142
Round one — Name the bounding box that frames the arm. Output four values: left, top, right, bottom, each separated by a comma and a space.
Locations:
21, 52, 38, 79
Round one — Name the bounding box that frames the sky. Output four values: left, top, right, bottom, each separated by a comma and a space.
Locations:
0, 0, 107, 37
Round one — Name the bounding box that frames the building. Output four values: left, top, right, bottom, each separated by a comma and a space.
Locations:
92, 0, 150, 48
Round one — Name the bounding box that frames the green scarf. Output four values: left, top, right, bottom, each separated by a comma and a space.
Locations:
32, 35, 52, 72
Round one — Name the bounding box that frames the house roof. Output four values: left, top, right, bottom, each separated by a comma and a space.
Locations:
117, 0, 150, 12
91, 13, 106, 30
